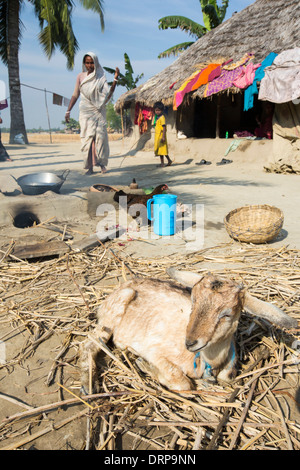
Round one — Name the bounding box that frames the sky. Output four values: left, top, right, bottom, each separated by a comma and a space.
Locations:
0, 0, 254, 130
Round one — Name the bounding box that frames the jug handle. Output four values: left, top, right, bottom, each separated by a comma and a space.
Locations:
147, 198, 154, 221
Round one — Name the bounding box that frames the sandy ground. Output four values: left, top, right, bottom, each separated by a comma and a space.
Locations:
0, 134, 299, 255
0, 134, 299, 451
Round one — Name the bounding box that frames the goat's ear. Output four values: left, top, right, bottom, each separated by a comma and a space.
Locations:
244, 292, 298, 329
166, 268, 202, 288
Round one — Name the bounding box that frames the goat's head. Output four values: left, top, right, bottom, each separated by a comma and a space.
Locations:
186, 274, 244, 352
167, 268, 298, 354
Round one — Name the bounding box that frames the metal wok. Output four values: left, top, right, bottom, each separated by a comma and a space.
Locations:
12, 170, 70, 195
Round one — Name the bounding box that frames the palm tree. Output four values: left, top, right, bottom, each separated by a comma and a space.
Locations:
158, 0, 229, 58
0, 0, 104, 144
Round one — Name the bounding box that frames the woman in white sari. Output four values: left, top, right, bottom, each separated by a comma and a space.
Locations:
65, 52, 119, 174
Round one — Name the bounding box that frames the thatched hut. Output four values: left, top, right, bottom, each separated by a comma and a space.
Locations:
116, 0, 300, 146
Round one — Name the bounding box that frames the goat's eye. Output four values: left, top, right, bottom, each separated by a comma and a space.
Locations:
219, 308, 232, 319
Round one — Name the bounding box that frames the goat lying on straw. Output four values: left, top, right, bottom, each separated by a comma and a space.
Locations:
80, 269, 297, 392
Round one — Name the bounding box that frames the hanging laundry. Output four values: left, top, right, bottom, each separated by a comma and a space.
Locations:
204, 66, 244, 97
223, 53, 254, 70
53, 93, 63, 106
258, 48, 300, 104
63, 97, 70, 107
173, 71, 200, 110
233, 62, 261, 89
243, 52, 278, 111
173, 63, 222, 110
134, 103, 153, 134
204, 53, 253, 98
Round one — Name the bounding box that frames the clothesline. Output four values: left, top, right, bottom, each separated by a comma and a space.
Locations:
20, 82, 70, 107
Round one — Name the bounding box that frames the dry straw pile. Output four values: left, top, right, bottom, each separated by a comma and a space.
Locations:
0, 241, 299, 450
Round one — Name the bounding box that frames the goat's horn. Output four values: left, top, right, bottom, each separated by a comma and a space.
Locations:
167, 268, 202, 288
244, 292, 298, 329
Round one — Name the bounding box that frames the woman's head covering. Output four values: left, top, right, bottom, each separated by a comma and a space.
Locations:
82, 52, 105, 79
80, 51, 109, 108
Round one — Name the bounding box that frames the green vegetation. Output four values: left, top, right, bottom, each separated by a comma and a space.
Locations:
158, 0, 229, 58
104, 53, 144, 91
106, 102, 122, 132
61, 117, 80, 132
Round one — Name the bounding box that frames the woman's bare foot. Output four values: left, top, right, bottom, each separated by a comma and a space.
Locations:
100, 165, 107, 173
85, 168, 94, 175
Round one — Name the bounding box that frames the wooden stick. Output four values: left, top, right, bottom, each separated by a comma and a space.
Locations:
0, 391, 142, 426
206, 349, 269, 450
240, 429, 267, 450
0, 409, 87, 450
273, 395, 293, 450
235, 358, 296, 381
228, 375, 259, 450
66, 255, 91, 312
56, 382, 95, 410
0, 240, 15, 264
0, 392, 33, 411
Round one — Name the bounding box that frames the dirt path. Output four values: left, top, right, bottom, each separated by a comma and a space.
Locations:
0, 136, 299, 254
0, 136, 299, 450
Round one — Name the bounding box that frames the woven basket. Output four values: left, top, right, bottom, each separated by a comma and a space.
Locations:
224, 204, 284, 244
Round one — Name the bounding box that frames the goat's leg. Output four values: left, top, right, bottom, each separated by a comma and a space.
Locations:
80, 325, 112, 395
216, 346, 237, 383
217, 365, 236, 383
151, 356, 194, 391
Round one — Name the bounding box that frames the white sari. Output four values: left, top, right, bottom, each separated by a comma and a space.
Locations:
78, 52, 111, 168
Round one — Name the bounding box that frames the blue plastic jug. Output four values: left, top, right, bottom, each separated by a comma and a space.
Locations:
147, 194, 177, 236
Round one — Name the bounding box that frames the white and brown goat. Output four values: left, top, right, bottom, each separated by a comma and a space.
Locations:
80, 269, 297, 392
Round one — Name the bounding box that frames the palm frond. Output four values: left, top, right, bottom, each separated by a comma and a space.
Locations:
77, 0, 105, 31
57, 2, 79, 70
158, 42, 195, 59
218, 0, 229, 22
103, 66, 120, 75
201, 0, 229, 29
104, 67, 128, 87
0, 0, 8, 64
104, 53, 144, 90
203, 4, 222, 29
34, 0, 78, 69
158, 16, 206, 39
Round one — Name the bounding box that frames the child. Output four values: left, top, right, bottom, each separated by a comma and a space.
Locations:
153, 101, 172, 167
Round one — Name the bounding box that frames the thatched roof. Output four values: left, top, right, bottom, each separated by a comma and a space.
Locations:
115, 0, 300, 111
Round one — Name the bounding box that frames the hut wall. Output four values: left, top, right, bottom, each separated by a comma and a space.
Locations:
127, 103, 177, 152
127, 92, 265, 151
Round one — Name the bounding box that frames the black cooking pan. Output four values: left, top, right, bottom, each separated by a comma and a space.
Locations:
12, 170, 70, 195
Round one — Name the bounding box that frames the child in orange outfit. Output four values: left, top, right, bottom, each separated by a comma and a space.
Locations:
153, 101, 172, 167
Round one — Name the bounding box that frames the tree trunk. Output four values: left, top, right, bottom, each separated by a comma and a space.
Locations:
7, 0, 28, 144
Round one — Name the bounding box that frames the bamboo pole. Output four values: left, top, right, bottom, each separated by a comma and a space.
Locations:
44, 88, 52, 143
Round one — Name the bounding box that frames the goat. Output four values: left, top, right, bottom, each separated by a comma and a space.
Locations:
80, 269, 297, 393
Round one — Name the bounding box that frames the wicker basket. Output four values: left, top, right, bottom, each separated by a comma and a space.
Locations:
224, 204, 284, 244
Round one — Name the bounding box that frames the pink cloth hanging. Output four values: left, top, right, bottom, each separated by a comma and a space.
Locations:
233, 62, 261, 89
